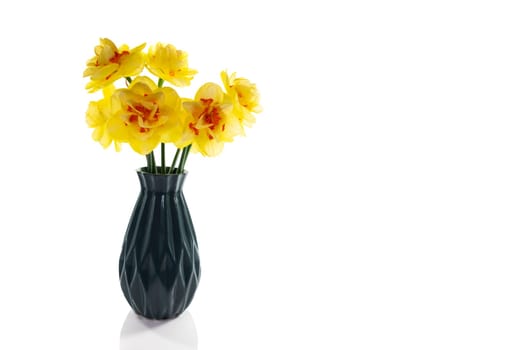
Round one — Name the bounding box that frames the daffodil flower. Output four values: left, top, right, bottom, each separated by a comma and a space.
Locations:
180, 83, 243, 157
83, 38, 145, 92
108, 76, 186, 155
221, 71, 262, 128
84, 39, 262, 173
86, 85, 122, 151
146, 43, 197, 87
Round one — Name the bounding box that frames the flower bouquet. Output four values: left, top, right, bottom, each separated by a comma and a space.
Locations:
83, 38, 261, 319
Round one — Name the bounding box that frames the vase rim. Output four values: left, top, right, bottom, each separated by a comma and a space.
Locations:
137, 167, 188, 176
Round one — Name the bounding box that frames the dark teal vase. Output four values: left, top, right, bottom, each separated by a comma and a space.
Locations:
119, 168, 201, 320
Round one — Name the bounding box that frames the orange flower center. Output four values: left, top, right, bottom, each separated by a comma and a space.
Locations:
126, 101, 160, 134
200, 98, 222, 130
189, 122, 200, 136
109, 50, 130, 64
188, 98, 226, 140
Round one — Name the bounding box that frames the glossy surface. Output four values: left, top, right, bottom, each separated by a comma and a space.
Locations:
119, 169, 200, 320
120, 310, 197, 350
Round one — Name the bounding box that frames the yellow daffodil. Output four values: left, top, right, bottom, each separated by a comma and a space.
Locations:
180, 83, 243, 157
107, 76, 185, 155
83, 38, 145, 92
85, 85, 122, 151
221, 71, 262, 127
146, 43, 197, 87
83, 38, 262, 173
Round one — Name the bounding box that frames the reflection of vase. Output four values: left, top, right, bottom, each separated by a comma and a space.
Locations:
120, 310, 198, 350
119, 168, 201, 320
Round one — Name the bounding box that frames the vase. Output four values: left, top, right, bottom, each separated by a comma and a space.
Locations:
119, 167, 201, 320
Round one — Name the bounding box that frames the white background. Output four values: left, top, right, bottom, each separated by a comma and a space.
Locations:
0, 0, 513, 349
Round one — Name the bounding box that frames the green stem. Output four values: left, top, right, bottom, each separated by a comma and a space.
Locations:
145, 153, 153, 173
150, 151, 156, 173
144, 151, 156, 173
160, 143, 166, 174
125, 77, 132, 85
177, 145, 192, 174
158, 78, 164, 88
169, 148, 181, 174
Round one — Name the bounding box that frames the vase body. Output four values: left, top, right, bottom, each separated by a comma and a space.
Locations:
119, 168, 200, 320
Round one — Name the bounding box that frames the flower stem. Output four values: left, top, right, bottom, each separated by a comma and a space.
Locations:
146, 151, 156, 173
146, 153, 152, 173
169, 148, 181, 174
177, 145, 192, 174
158, 78, 164, 88
160, 143, 166, 174
125, 77, 132, 86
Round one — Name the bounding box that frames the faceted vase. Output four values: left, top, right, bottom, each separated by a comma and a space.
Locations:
119, 168, 200, 320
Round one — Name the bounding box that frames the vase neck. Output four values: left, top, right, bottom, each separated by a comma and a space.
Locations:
137, 169, 187, 193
